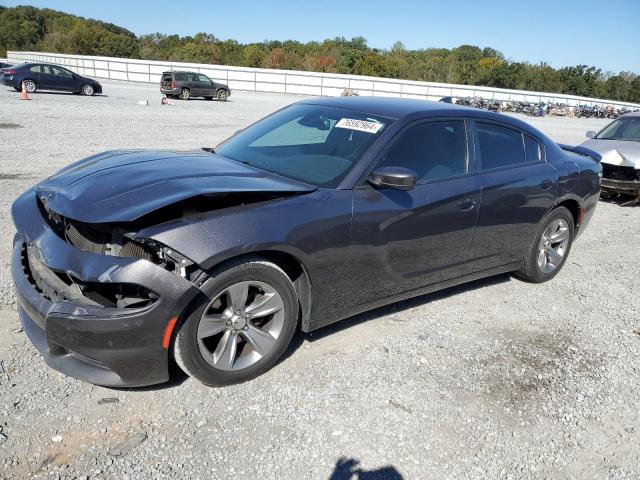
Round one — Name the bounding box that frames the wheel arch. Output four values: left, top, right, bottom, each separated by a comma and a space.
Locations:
554, 196, 583, 236
201, 250, 313, 332
21, 77, 37, 88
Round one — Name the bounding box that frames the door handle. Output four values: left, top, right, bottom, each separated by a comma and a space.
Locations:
540, 179, 553, 190
458, 198, 477, 211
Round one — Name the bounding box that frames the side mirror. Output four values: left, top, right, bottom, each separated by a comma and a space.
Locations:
586, 130, 596, 139
367, 167, 417, 191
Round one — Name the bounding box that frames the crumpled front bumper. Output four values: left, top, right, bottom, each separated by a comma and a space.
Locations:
601, 177, 640, 195
11, 190, 201, 387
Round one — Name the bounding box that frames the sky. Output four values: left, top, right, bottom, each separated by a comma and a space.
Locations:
3, 0, 640, 73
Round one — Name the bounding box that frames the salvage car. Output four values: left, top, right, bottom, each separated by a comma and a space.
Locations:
1, 62, 102, 95
160, 70, 230, 101
12, 97, 601, 387
581, 112, 640, 202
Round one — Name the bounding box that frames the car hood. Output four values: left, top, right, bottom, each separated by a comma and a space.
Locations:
35, 149, 316, 223
581, 139, 640, 168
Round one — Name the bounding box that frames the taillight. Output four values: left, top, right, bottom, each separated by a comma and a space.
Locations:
3, 69, 16, 74
171, 81, 176, 89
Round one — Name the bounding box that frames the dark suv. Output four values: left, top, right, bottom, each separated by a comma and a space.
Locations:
161, 71, 230, 101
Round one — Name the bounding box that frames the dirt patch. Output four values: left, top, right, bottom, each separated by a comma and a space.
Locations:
472, 329, 603, 409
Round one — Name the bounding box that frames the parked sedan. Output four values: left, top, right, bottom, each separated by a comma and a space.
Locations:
1, 62, 102, 95
12, 97, 601, 388
581, 112, 640, 201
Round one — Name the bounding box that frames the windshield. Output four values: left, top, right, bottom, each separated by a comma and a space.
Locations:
596, 116, 640, 142
216, 104, 391, 187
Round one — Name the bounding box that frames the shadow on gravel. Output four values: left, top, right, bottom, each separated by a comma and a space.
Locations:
329, 457, 403, 480
108, 362, 189, 393
123, 274, 510, 391
284, 273, 512, 359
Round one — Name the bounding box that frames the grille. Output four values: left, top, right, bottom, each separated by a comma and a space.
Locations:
65, 222, 110, 254
602, 163, 640, 182
38, 199, 155, 261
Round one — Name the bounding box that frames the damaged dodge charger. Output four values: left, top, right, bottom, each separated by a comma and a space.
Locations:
12, 97, 602, 387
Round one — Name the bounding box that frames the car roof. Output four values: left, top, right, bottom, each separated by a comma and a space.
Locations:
298, 96, 547, 137
163, 70, 199, 75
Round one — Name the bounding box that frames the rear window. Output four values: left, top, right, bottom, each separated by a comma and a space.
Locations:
524, 135, 542, 163
476, 122, 525, 170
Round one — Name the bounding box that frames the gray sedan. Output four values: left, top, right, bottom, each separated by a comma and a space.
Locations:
581, 112, 640, 201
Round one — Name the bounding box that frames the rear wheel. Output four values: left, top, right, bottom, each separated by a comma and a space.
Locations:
180, 88, 190, 100
514, 206, 574, 283
216, 89, 228, 101
173, 257, 298, 386
22, 79, 37, 93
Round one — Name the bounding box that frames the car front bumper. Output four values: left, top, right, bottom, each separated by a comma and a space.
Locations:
11, 190, 201, 387
601, 177, 640, 195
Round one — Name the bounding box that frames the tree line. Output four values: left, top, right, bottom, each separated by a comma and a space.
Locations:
1, 5, 639, 103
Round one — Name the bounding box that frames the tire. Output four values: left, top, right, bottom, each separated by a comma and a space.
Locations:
514, 206, 574, 283
216, 89, 228, 101
22, 79, 37, 93
180, 88, 190, 100
81, 84, 95, 96
173, 256, 298, 386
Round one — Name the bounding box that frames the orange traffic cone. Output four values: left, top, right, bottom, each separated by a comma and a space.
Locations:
20, 81, 30, 100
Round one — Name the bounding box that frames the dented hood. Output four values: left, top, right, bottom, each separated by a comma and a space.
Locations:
36, 150, 315, 223
581, 139, 640, 168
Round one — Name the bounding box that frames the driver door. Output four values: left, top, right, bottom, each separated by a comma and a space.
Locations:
350, 119, 481, 302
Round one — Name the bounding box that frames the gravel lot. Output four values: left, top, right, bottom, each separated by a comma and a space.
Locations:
0, 81, 639, 480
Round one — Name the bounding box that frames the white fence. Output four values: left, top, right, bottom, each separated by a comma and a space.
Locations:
7, 50, 640, 109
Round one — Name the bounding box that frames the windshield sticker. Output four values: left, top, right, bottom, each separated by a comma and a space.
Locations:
335, 118, 384, 134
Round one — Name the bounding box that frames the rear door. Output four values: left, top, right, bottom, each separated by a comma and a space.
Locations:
464, 121, 557, 274
27, 64, 46, 87
350, 119, 481, 302
185, 72, 200, 95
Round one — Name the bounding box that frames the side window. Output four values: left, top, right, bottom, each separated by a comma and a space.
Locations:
476, 123, 525, 170
377, 121, 468, 181
175, 72, 185, 81
198, 74, 210, 83
524, 135, 542, 163
29, 65, 43, 74
51, 66, 73, 78
186, 73, 198, 82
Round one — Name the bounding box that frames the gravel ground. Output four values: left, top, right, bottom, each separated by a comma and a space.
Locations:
0, 81, 639, 480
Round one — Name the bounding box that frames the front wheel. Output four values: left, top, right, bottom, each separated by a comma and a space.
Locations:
514, 206, 574, 283
216, 89, 228, 101
180, 88, 190, 100
173, 257, 298, 386
81, 84, 95, 96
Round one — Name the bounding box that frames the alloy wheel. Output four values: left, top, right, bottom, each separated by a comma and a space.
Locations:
196, 281, 285, 371
537, 218, 570, 274
23, 80, 36, 93
82, 84, 94, 96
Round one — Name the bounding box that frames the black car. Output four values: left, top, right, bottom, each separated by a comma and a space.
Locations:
0, 62, 12, 69
160, 70, 230, 101
1, 63, 102, 95
12, 97, 601, 388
